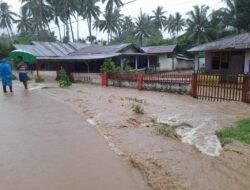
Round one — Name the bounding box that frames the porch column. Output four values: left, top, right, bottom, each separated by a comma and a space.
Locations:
135, 56, 138, 70
244, 50, 249, 74
120, 55, 124, 70
147, 56, 150, 69
172, 54, 175, 70
194, 52, 200, 72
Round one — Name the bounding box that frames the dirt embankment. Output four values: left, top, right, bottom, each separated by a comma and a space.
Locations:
44, 83, 250, 190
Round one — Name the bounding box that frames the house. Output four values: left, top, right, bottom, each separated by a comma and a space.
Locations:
142, 45, 194, 71
188, 33, 250, 74
13, 42, 190, 73
142, 45, 176, 71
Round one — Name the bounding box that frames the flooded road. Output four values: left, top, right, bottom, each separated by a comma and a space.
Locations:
43, 83, 250, 190
0, 86, 150, 190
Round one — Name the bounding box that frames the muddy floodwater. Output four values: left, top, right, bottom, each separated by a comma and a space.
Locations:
6, 81, 250, 190
40, 82, 250, 190
0, 83, 150, 190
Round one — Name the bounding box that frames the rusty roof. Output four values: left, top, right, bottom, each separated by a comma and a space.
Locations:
188, 33, 250, 52
142, 45, 176, 54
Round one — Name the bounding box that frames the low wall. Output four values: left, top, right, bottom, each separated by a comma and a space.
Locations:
143, 82, 191, 94
72, 73, 102, 85
108, 79, 137, 89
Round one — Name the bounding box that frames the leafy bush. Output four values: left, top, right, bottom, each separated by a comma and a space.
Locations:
100, 59, 119, 72
35, 76, 45, 83
157, 123, 178, 138
12, 74, 17, 80
123, 59, 133, 72
58, 68, 72, 88
132, 104, 144, 114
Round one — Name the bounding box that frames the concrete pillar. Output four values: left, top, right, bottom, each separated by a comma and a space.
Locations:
147, 56, 150, 69
244, 50, 249, 74
120, 56, 124, 70
135, 56, 138, 70
194, 52, 200, 72
172, 54, 175, 70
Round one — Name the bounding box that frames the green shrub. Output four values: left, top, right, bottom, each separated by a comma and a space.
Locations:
100, 59, 119, 72
157, 123, 178, 138
12, 74, 17, 80
58, 68, 72, 88
35, 76, 45, 83
132, 104, 144, 114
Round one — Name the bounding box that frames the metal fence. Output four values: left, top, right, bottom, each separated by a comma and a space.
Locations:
192, 72, 250, 102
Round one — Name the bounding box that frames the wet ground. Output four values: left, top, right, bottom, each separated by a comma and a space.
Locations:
0, 83, 150, 190
41, 83, 250, 190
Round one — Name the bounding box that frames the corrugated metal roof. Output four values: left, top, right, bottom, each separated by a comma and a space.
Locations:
142, 45, 176, 54
37, 53, 121, 61
13, 41, 91, 57
188, 33, 250, 52
69, 43, 144, 56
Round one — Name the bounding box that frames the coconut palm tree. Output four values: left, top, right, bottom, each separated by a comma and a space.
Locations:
21, 0, 53, 39
79, 0, 100, 44
151, 6, 167, 31
15, 8, 32, 33
0, 2, 18, 40
166, 12, 185, 39
102, 0, 123, 11
99, 8, 123, 42
134, 12, 153, 46
186, 5, 216, 45
122, 16, 135, 33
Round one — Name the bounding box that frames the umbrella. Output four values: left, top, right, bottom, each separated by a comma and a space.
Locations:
9, 49, 36, 63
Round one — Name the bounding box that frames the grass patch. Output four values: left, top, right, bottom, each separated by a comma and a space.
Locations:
157, 123, 178, 138
132, 104, 144, 114
35, 76, 45, 83
216, 118, 250, 145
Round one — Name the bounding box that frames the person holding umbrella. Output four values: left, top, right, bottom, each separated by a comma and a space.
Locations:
9, 49, 36, 90
17, 56, 28, 90
0, 58, 13, 93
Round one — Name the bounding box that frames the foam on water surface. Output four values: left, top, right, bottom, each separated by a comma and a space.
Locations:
157, 116, 222, 157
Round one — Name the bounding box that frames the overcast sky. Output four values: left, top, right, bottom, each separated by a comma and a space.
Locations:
8, 0, 226, 41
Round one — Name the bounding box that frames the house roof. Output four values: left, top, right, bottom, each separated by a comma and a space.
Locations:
188, 33, 250, 52
69, 43, 144, 56
38, 53, 121, 62
142, 45, 176, 54
13, 41, 91, 57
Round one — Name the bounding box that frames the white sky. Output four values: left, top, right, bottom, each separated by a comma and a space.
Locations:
7, 0, 226, 41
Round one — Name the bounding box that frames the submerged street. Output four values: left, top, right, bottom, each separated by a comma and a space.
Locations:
0, 86, 150, 190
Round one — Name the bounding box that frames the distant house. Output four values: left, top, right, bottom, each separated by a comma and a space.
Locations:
13, 42, 191, 73
188, 33, 250, 74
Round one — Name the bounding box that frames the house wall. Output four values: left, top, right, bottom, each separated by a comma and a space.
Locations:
121, 46, 140, 53
176, 59, 194, 70
205, 51, 244, 73
205, 52, 212, 71
244, 49, 250, 73
158, 54, 176, 71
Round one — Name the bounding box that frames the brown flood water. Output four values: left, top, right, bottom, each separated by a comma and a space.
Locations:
43, 83, 250, 190
0, 84, 150, 190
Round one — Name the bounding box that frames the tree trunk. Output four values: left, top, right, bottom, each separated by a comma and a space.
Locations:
77, 13, 79, 40
6, 26, 12, 41
57, 23, 62, 41
69, 17, 75, 42
87, 16, 93, 44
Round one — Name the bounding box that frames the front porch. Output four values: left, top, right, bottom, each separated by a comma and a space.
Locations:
194, 50, 250, 74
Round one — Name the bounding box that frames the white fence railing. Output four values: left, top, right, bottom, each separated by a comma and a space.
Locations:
72, 73, 102, 84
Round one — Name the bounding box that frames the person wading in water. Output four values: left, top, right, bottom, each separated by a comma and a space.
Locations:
0, 58, 13, 93
17, 56, 28, 89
